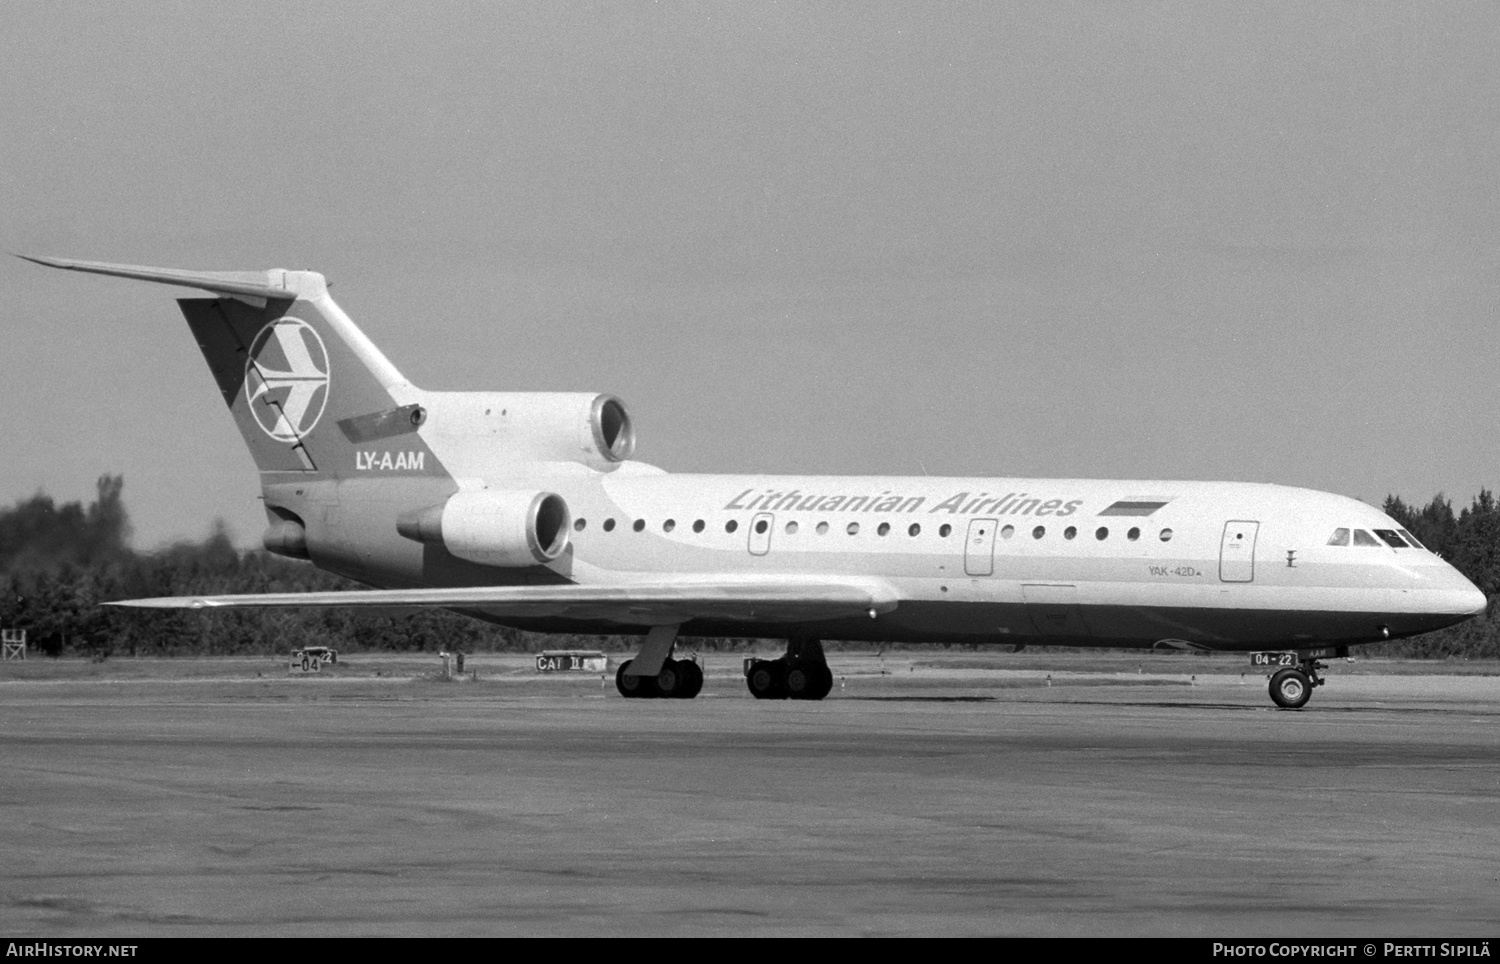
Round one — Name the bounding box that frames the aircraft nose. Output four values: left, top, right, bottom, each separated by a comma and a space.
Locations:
1437, 565, 1488, 616
1460, 581, 1488, 616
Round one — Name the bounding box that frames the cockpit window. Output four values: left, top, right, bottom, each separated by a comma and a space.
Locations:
1352, 529, 1381, 547
1373, 529, 1409, 548
1327, 528, 1350, 546
1399, 529, 1426, 550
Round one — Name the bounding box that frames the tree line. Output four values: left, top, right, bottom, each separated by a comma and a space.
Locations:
0, 477, 1494, 658
0, 477, 548, 657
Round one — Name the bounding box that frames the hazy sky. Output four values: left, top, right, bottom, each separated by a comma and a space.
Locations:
4, 2, 1498, 548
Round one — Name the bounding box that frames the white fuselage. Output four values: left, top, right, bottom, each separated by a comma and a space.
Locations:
316, 418, 1484, 649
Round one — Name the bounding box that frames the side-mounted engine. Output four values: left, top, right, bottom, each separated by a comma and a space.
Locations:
396, 489, 571, 566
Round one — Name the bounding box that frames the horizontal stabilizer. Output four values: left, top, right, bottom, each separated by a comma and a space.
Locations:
105, 575, 900, 626
19, 255, 308, 307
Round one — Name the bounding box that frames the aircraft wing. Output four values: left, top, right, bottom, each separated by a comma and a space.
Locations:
104, 575, 900, 625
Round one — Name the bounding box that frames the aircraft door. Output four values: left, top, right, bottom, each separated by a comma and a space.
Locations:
748, 512, 774, 556
964, 518, 997, 576
1219, 521, 1260, 582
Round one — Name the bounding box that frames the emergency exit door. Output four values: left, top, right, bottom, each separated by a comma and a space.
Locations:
1219, 521, 1260, 582
964, 518, 997, 575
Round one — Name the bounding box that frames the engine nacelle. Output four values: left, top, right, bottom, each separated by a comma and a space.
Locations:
262, 518, 309, 560
397, 490, 571, 567
418, 392, 635, 470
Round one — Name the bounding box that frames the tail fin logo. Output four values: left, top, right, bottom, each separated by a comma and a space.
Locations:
245, 318, 331, 442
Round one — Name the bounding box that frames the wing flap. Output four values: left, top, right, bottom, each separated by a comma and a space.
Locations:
104, 575, 899, 626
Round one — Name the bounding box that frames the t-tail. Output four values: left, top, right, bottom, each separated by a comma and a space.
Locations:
23, 255, 635, 581
19, 256, 445, 482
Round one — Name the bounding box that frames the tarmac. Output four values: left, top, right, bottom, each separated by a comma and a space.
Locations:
1, 653, 1497, 936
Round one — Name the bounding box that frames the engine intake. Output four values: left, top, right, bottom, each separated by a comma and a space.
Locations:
590, 395, 635, 462
397, 490, 571, 566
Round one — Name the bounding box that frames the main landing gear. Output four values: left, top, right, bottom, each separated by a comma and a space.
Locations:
615, 624, 704, 700
616, 657, 704, 699
1268, 654, 1329, 709
745, 637, 834, 701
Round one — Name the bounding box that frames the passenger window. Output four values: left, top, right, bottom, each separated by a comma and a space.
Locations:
877, 522, 890, 536
1373, 529, 1408, 548
1095, 527, 1108, 541
816, 521, 829, 535
908, 523, 921, 537
1159, 528, 1173, 542
1063, 526, 1076, 540
633, 519, 645, 532
939, 524, 952, 537
1032, 526, 1045, 539
1327, 528, 1350, 547
693, 520, 705, 533
754, 519, 768, 534
725, 520, 738, 533
663, 519, 675, 533
1352, 529, 1381, 547
847, 522, 860, 535
1001, 524, 1014, 539
786, 521, 798, 534
1127, 527, 1140, 541
574, 518, 587, 531
603, 518, 616, 532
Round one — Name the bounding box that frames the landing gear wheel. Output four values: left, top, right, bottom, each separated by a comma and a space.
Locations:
806, 664, 834, 701
747, 659, 788, 700
786, 662, 846, 701
676, 660, 704, 699
655, 660, 684, 698
1269, 668, 1312, 709
786, 660, 833, 700
785, 660, 815, 699
616, 660, 659, 699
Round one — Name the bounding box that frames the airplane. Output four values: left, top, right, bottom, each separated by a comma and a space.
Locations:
24, 255, 1487, 708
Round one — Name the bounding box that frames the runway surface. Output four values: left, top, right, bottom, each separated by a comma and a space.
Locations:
1, 654, 1497, 936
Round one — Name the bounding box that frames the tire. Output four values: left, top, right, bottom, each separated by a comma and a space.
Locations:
787, 661, 833, 701
785, 662, 807, 697
1269, 668, 1311, 709
807, 664, 834, 701
655, 660, 683, 698
676, 660, 704, 699
785, 661, 814, 699
615, 660, 658, 699
746, 659, 787, 700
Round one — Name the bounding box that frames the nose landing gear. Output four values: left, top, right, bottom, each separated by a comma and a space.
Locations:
1267, 653, 1330, 709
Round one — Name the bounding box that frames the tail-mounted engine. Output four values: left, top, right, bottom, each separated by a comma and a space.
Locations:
397, 490, 571, 566
419, 392, 635, 470
587, 395, 635, 463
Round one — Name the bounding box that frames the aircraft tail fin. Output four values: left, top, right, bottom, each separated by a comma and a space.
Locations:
23, 256, 444, 480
